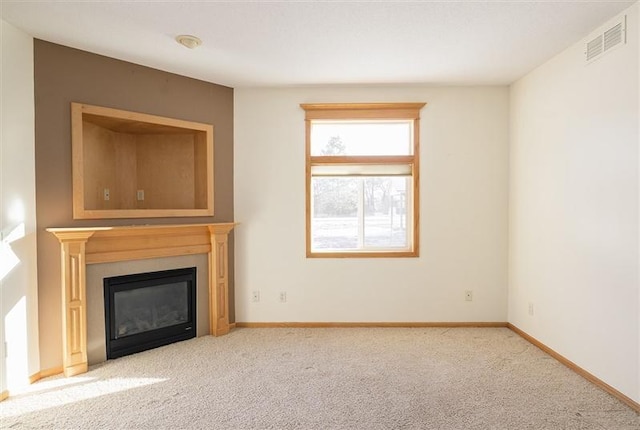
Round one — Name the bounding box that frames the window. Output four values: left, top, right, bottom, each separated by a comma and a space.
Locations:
301, 103, 425, 257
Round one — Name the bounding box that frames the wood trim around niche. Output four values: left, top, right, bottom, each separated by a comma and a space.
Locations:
47, 223, 235, 377
71, 103, 214, 219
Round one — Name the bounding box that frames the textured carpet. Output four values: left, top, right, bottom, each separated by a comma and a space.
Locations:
1, 328, 638, 429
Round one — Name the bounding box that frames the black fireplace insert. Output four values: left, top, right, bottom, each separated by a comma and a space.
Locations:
104, 267, 197, 359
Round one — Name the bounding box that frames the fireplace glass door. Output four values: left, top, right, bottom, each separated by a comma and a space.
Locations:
104, 267, 196, 359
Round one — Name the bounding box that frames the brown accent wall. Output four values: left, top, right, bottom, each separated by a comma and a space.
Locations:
34, 40, 234, 371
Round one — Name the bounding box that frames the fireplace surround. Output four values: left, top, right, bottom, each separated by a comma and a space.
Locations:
48, 223, 235, 376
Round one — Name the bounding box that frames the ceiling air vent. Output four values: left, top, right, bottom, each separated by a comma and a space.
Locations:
585, 15, 626, 63
603, 22, 623, 51
586, 35, 603, 61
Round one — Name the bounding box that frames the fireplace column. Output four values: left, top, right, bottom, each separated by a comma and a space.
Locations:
54, 231, 94, 376
209, 225, 233, 336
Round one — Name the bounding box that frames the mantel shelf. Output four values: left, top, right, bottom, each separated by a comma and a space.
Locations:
48, 222, 236, 376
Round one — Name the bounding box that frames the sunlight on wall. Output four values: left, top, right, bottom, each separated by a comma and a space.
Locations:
1, 18, 38, 397
0, 243, 20, 282
1, 210, 31, 391
0, 222, 25, 281
4, 222, 25, 244
1, 377, 167, 416
7, 200, 25, 225
5, 296, 27, 389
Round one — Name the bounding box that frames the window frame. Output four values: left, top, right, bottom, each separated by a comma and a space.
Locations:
301, 102, 425, 258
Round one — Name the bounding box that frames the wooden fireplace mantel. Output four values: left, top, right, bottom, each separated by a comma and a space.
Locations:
47, 223, 235, 376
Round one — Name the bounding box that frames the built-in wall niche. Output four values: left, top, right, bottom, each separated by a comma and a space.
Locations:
71, 103, 214, 219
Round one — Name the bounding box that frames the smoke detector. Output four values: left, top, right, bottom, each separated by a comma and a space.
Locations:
176, 35, 202, 49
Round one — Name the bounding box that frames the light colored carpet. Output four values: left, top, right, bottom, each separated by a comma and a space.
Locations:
1, 327, 638, 429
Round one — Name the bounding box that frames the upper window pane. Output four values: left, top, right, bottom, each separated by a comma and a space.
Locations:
310, 121, 412, 156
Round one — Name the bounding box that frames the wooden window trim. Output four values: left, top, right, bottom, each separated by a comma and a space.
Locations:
302, 102, 426, 258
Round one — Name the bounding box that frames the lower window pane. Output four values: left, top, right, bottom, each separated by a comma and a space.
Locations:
363, 177, 408, 248
311, 176, 410, 251
311, 177, 359, 250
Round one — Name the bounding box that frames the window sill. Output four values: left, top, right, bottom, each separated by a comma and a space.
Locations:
307, 250, 418, 258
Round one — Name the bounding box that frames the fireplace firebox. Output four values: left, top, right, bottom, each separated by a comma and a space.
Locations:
104, 267, 197, 359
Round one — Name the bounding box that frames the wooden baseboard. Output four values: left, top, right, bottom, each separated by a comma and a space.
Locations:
0, 390, 8, 402
507, 323, 640, 413
229, 322, 236, 330
235, 322, 508, 328
29, 366, 64, 384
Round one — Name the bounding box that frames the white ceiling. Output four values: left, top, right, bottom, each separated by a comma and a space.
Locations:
1, 0, 635, 87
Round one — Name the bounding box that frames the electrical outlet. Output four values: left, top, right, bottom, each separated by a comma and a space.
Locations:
137, 189, 145, 201
103, 188, 110, 201
251, 291, 260, 303
528, 302, 534, 316
464, 290, 473, 301
279, 291, 287, 303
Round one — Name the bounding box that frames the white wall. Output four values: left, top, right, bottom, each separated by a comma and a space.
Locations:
0, 19, 40, 393
235, 86, 509, 324
509, 4, 639, 403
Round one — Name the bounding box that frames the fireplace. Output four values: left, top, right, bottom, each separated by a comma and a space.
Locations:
104, 267, 197, 359
48, 223, 234, 376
